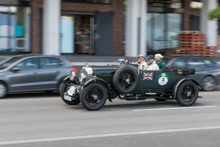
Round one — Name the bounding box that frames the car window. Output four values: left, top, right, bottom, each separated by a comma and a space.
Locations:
0, 57, 21, 70
171, 58, 186, 67
203, 59, 216, 67
187, 58, 205, 68
40, 58, 61, 69
15, 58, 38, 71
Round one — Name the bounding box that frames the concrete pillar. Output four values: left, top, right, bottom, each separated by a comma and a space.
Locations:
200, 0, 217, 46
43, 0, 61, 55
125, 0, 146, 57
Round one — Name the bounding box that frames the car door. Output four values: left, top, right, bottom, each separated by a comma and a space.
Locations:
7, 58, 39, 92
35, 57, 62, 89
137, 70, 164, 93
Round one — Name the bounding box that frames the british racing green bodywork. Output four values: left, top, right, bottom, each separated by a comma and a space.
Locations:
79, 64, 201, 101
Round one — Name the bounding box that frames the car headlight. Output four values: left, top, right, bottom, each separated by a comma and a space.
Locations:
79, 73, 87, 83
70, 71, 76, 81
83, 67, 93, 77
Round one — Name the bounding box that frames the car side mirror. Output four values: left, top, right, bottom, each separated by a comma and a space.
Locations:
12, 67, 20, 72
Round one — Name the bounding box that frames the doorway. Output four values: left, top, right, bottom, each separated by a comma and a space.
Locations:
60, 15, 95, 54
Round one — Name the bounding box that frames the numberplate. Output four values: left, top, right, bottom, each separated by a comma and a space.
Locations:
64, 95, 72, 101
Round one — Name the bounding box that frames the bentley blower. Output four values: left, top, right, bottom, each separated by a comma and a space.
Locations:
60, 60, 202, 111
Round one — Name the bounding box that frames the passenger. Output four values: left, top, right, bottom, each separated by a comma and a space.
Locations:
155, 54, 167, 70
137, 54, 148, 70
147, 55, 159, 70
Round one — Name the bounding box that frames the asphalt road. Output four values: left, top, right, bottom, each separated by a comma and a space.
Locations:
0, 91, 220, 147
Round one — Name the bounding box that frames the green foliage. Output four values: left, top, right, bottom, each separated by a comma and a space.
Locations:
208, 7, 220, 20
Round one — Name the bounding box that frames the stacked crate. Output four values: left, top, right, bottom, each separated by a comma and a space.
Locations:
179, 31, 206, 56
203, 46, 217, 57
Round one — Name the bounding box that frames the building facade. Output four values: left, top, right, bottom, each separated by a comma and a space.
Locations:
0, 0, 218, 57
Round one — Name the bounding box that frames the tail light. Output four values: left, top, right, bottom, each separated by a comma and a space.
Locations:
71, 68, 78, 74
218, 69, 220, 72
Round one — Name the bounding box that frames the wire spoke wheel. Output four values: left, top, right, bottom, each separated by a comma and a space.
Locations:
80, 83, 107, 111
113, 67, 138, 94
85, 88, 104, 107
118, 71, 135, 90
176, 81, 198, 106
180, 85, 196, 103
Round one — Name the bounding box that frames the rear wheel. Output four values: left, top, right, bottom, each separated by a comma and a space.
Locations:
201, 76, 216, 91
80, 83, 107, 111
60, 82, 80, 105
176, 81, 198, 106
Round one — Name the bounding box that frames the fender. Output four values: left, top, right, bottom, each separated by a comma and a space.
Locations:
63, 76, 70, 81
84, 78, 112, 102
172, 78, 201, 99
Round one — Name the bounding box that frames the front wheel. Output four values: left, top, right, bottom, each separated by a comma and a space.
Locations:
176, 81, 198, 106
80, 83, 107, 111
60, 82, 80, 105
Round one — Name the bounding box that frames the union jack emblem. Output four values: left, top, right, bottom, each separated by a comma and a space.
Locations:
143, 72, 153, 80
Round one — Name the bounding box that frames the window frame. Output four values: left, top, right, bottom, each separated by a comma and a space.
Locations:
13, 57, 39, 71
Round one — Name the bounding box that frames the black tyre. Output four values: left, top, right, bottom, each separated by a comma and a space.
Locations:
80, 83, 107, 111
0, 82, 6, 99
155, 98, 166, 101
176, 81, 198, 106
60, 82, 80, 105
201, 76, 216, 91
113, 67, 138, 94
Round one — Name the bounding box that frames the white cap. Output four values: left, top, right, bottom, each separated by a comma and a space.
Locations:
138, 54, 145, 58
155, 54, 163, 60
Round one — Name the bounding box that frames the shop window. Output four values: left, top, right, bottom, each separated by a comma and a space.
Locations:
62, 0, 111, 4
148, 0, 182, 8
147, 13, 182, 51
0, 6, 31, 53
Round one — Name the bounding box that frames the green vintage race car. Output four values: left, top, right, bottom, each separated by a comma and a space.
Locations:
60, 60, 202, 111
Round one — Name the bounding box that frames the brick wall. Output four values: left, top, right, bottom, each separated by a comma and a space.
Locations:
31, 0, 43, 54
183, 0, 201, 30
31, 0, 124, 55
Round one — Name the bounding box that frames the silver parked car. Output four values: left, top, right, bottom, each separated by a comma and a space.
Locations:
166, 56, 220, 91
0, 55, 76, 98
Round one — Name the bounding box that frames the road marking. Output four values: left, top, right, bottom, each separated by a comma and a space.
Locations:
133, 106, 218, 112
0, 126, 220, 145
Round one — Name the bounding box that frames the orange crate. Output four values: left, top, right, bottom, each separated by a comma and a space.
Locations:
178, 45, 193, 49
204, 46, 217, 49
190, 33, 205, 37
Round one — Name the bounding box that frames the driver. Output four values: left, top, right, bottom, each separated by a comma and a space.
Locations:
147, 55, 159, 70
137, 54, 148, 70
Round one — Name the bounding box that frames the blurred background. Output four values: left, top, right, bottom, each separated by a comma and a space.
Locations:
1, 0, 220, 95
0, 0, 219, 57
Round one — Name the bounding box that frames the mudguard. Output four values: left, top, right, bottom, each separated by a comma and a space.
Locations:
172, 78, 201, 99
84, 78, 112, 102
63, 76, 70, 81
